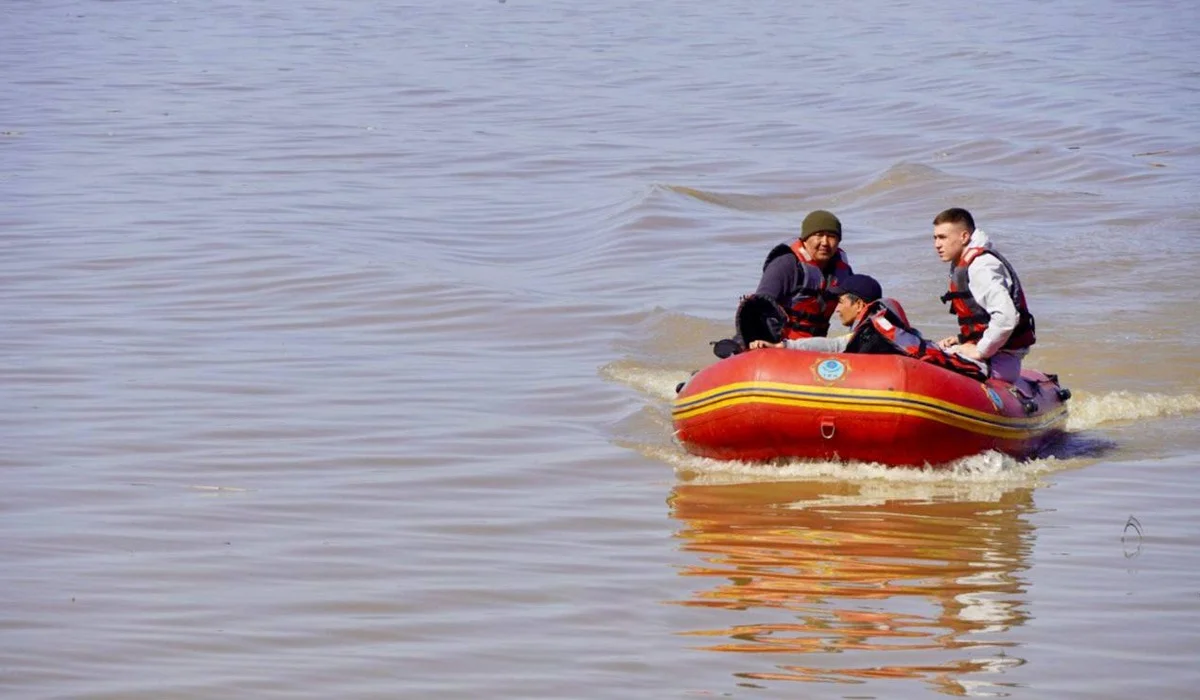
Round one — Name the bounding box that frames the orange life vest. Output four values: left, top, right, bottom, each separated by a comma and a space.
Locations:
762, 240, 852, 339
940, 247, 1036, 350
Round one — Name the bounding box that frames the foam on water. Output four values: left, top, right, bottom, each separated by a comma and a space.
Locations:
643, 441, 1067, 490
1065, 390, 1200, 431
600, 361, 693, 402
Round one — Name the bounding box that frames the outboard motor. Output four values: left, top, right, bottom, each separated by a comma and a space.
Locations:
736, 294, 787, 346
711, 294, 789, 358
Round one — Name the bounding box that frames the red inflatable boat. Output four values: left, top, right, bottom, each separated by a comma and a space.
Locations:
672, 349, 1070, 466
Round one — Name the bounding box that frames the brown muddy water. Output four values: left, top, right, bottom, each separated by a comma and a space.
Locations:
3, 1, 1199, 698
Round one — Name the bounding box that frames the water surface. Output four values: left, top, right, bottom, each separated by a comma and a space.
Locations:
3, 1, 1199, 698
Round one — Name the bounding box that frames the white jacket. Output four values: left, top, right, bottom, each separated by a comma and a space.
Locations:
962, 229, 1027, 359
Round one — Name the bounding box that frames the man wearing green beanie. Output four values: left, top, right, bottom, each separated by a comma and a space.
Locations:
753, 209, 854, 339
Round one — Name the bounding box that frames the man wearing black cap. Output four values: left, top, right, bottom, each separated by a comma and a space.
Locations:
750, 273, 992, 380
753, 209, 854, 340
750, 273, 881, 352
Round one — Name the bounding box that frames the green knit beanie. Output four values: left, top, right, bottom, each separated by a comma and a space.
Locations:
800, 210, 843, 240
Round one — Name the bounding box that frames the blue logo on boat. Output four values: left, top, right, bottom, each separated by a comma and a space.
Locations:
816, 359, 846, 382
985, 387, 1004, 411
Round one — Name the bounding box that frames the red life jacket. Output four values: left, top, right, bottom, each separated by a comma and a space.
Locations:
762, 240, 852, 339
846, 300, 989, 381
940, 247, 1036, 350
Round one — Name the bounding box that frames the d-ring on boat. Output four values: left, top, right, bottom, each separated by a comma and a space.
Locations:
672, 349, 1070, 466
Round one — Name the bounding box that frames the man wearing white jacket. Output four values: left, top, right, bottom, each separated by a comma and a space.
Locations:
932, 208, 1037, 384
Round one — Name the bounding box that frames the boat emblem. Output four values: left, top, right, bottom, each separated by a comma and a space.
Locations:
984, 386, 1005, 412
814, 358, 847, 382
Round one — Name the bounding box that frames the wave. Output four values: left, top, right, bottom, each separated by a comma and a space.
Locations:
1065, 391, 1200, 431
663, 163, 948, 214
664, 184, 813, 213
600, 361, 693, 402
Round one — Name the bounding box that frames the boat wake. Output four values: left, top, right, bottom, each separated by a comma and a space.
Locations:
1065, 390, 1200, 430
646, 442, 1054, 489
600, 361, 691, 403
603, 362, 1200, 484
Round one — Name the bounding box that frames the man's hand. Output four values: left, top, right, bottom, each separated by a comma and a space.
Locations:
936, 335, 958, 350
749, 340, 784, 350
953, 342, 983, 360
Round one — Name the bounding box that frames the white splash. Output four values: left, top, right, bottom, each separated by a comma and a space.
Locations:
640, 443, 1059, 497
1065, 391, 1200, 430
600, 362, 691, 402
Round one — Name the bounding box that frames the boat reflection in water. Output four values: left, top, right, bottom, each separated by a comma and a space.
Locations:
668, 478, 1036, 696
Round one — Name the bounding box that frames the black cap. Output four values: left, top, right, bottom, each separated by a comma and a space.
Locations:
830, 274, 882, 303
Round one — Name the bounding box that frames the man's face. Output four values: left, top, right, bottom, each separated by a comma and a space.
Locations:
933, 222, 971, 262
802, 231, 840, 265
836, 294, 864, 326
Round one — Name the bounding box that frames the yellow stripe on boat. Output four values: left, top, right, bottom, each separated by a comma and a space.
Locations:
673, 381, 1065, 439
